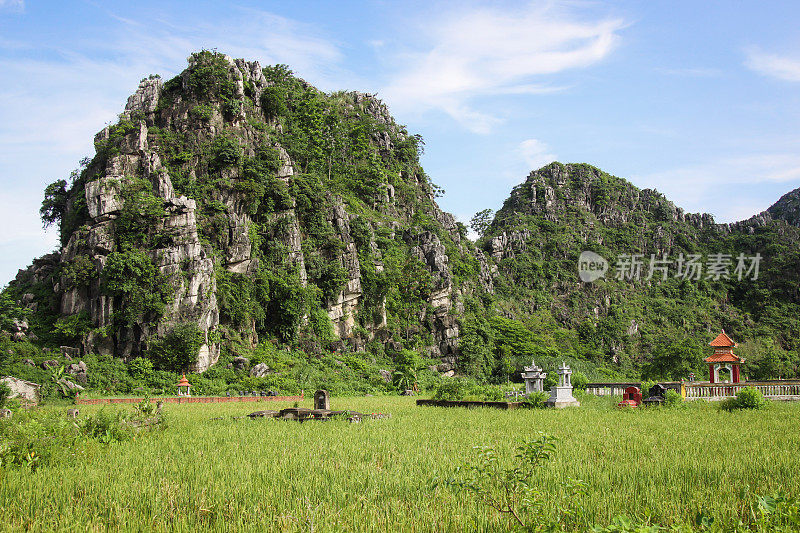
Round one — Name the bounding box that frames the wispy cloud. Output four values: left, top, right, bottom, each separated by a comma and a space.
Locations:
0, 0, 24, 12
634, 154, 800, 222
381, 4, 625, 133
0, 6, 347, 282
519, 139, 557, 170
744, 48, 800, 82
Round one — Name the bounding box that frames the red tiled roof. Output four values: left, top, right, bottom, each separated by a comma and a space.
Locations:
177, 374, 191, 387
709, 330, 736, 347
704, 353, 741, 363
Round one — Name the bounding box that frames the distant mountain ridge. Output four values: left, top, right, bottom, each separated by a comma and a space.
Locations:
468, 162, 800, 380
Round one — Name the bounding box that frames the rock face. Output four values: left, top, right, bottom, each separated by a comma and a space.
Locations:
1, 376, 41, 404
249, 362, 271, 378
11, 51, 492, 374
67, 361, 88, 384
767, 187, 800, 227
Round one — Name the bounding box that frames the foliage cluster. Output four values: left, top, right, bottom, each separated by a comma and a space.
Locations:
720, 386, 769, 411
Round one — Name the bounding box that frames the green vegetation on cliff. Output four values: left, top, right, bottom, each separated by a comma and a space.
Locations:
1, 53, 799, 397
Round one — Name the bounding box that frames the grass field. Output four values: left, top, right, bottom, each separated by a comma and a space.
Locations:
1, 395, 799, 531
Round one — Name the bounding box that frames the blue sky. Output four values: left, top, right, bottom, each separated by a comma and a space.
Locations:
1, 0, 799, 283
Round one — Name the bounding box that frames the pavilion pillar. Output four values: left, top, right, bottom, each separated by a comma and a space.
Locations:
733, 365, 740, 383
709, 364, 715, 383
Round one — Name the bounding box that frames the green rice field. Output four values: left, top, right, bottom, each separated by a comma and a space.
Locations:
1, 395, 799, 531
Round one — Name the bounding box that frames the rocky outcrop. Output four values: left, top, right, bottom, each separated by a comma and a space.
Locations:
1, 376, 40, 404
12, 52, 494, 374
767, 186, 800, 227
52, 76, 222, 370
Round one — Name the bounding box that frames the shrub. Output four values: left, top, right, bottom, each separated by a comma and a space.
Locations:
524, 391, 549, 408
445, 434, 564, 530
147, 323, 205, 372
0, 381, 10, 407
720, 387, 769, 411
102, 249, 172, 328
659, 388, 682, 407
432, 377, 480, 401
208, 134, 241, 172
127, 357, 154, 380
664, 389, 683, 408
261, 86, 288, 117
0, 412, 84, 470
572, 371, 588, 391
82, 409, 134, 444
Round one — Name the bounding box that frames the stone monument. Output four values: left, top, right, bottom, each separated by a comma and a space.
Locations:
314, 389, 330, 411
546, 363, 580, 408
521, 360, 547, 394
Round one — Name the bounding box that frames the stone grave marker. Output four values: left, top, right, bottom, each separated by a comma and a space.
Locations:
545, 362, 580, 408
521, 360, 547, 394
643, 383, 667, 406
314, 389, 330, 411
617, 386, 642, 408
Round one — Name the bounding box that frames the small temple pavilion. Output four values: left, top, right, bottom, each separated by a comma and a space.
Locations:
176, 374, 192, 397
706, 330, 742, 383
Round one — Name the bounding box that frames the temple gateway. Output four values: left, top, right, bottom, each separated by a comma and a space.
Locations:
705, 330, 742, 383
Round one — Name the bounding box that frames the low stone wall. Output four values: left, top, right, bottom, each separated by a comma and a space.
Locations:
76, 395, 304, 405
585, 383, 641, 396
416, 399, 524, 409
585, 382, 683, 397
685, 380, 800, 401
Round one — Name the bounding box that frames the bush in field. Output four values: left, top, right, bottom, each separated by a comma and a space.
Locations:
127, 357, 154, 383
432, 377, 481, 401
664, 389, 684, 408
81, 409, 134, 444
393, 349, 426, 392
523, 391, 549, 408
720, 386, 768, 411
0, 412, 85, 471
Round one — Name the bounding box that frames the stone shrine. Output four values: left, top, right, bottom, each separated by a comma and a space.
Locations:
521, 360, 547, 394
546, 363, 580, 408
314, 389, 330, 411
617, 386, 642, 408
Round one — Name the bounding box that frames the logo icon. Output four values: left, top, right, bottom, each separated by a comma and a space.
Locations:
578, 251, 608, 282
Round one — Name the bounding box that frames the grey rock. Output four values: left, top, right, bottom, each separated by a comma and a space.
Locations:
378, 369, 392, 383
58, 378, 85, 392
249, 362, 271, 378
22, 359, 35, 367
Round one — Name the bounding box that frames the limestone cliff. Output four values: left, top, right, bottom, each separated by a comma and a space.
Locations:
12, 51, 493, 372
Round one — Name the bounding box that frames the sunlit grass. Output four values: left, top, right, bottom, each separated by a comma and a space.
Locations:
1, 396, 798, 531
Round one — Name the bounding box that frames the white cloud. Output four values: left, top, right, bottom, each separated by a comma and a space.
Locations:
744, 48, 800, 82
633, 154, 800, 222
0, 7, 347, 283
381, 4, 625, 133
519, 139, 557, 170
0, 0, 24, 11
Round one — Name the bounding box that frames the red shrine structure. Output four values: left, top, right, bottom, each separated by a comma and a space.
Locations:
706, 330, 742, 383
176, 374, 192, 397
